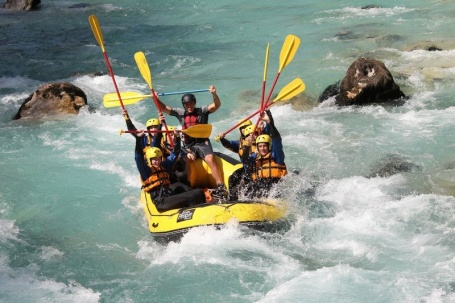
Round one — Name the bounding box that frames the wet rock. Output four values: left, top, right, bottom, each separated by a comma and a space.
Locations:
281, 94, 318, 111
71, 70, 107, 77
427, 46, 443, 51
13, 82, 87, 120
375, 34, 405, 46
334, 57, 405, 105
69, 3, 90, 9
367, 154, 421, 178
319, 58, 406, 105
335, 31, 358, 40
402, 41, 455, 52
361, 5, 382, 9
3, 0, 40, 10
442, 161, 455, 170
318, 81, 340, 103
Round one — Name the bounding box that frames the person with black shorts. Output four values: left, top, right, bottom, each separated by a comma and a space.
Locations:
155, 85, 228, 199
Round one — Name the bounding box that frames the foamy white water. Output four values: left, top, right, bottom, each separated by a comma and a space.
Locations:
1, 0, 455, 302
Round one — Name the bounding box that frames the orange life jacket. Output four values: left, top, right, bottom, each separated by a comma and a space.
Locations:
252, 152, 287, 181
141, 165, 171, 192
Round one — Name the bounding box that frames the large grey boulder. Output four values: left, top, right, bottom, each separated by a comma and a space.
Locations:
13, 82, 87, 120
3, 0, 40, 10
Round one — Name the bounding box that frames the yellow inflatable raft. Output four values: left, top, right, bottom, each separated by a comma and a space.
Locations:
140, 152, 287, 240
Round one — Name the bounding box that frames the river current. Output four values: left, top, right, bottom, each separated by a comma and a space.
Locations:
1, 1, 454, 302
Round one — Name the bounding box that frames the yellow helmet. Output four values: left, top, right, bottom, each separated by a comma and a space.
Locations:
243, 125, 256, 137
163, 126, 175, 143
256, 134, 272, 149
238, 119, 252, 129
145, 118, 159, 128
145, 147, 163, 166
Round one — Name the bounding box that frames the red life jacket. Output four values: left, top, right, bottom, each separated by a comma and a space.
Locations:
183, 113, 198, 129
182, 113, 199, 143
179, 108, 209, 144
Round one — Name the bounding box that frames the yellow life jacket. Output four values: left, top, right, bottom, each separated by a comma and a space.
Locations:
252, 153, 287, 180
141, 165, 171, 192
238, 137, 257, 158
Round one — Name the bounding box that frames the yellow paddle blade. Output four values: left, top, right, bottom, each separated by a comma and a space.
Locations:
103, 92, 150, 108
182, 124, 212, 138
273, 78, 305, 102
88, 15, 105, 52
134, 51, 153, 89
263, 43, 270, 82
278, 35, 301, 72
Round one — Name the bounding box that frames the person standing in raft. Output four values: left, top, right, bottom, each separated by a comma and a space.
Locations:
241, 109, 287, 198
142, 146, 207, 212
155, 86, 228, 199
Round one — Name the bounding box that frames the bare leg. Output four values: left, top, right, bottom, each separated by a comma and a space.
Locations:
204, 154, 223, 185
184, 152, 195, 185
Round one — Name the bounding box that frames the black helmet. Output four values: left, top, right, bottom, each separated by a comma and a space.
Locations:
181, 94, 196, 105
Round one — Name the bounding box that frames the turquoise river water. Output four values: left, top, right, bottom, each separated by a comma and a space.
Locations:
1, 1, 454, 302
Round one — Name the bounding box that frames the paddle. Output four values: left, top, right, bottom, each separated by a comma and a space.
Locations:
253, 34, 301, 133
134, 51, 173, 148
272, 78, 305, 101
120, 124, 212, 138
267, 34, 301, 104
254, 43, 270, 136
88, 15, 126, 111
214, 78, 305, 141
260, 43, 270, 118
103, 89, 210, 108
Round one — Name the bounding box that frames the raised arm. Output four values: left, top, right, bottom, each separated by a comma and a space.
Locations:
207, 85, 221, 113
264, 110, 285, 165
162, 131, 181, 171
152, 91, 172, 115
217, 132, 240, 153
263, 109, 280, 138
122, 109, 139, 137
